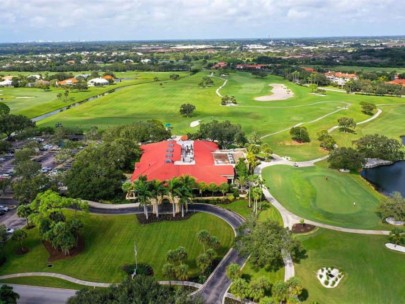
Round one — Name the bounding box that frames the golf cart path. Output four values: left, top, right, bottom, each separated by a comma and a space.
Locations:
216, 78, 228, 98
260, 107, 381, 140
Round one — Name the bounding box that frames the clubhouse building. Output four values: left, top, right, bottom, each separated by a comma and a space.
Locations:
131, 139, 246, 185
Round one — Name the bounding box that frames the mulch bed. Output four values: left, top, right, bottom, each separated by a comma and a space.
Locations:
43, 237, 85, 262
15, 247, 30, 255
292, 223, 316, 234
136, 212, 195, 224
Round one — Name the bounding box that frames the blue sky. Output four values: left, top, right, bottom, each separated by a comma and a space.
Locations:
0, 0, 404, 42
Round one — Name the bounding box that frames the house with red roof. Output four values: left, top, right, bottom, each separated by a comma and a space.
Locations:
325, 71, 357, 86
236, 64, 265, 70
388, 79, 405, 87
212, 61, 228, 69
131, 139, 245, 185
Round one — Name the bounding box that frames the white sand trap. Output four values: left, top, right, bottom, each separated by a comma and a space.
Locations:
190, 120, 201, 128
16, 96, 35, 99
255, 83, 294, 101
385, 243, 405, 253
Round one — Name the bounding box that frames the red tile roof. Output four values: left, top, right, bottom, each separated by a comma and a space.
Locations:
325, 71, 357, 79
131, 140, 234, 185
388, 79, 405, 86
303, 67, 315, 73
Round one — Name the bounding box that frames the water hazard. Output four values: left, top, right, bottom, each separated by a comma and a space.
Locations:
362, 160, 405, 197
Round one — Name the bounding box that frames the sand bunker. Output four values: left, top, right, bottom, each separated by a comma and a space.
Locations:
255, 83, 294, 101
190, 120, 201, 128
16, 96, 35, 99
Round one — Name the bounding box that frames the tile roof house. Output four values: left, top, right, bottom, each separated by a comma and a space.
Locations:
131, 139, 245, 185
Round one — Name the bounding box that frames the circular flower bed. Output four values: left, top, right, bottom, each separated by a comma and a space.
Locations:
317, 267, 344, 288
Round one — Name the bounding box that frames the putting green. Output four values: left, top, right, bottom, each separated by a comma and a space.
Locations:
262, 165, 388, 229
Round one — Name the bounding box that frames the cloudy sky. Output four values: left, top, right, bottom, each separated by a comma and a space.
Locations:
0, 0, 404, 42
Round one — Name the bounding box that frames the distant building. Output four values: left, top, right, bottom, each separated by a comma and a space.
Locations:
236, 64, 265, 70
325, 71, 357, 86
87, 78, 109, 86
141, 58, 152, 64
212, 61, 228, 69
303, 67, 315, 73
131, 139, 246, 185
56, 78, 78, 86
388, 79, 405, 87
0, 76, 13, 87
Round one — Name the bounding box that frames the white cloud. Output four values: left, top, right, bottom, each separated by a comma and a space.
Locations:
0, 0, 404, 41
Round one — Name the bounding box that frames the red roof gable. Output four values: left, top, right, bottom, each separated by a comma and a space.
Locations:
388, 79, 405, 86
131, 140, 234, 185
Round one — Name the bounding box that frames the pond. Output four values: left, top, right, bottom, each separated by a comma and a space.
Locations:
362, 161, 405, 197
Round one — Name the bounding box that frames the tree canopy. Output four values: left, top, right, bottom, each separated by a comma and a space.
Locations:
179, 103, 196, 117
355, 134, 404, 161
68, 276, 202, 304
328, 147, 365, 171
377, 192, 405, 222
195, 120, 247, 148
236, 220, 303, 271
289, 126, 310, 143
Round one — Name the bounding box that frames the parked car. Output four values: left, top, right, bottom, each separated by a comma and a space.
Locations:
6, 228, 14, 234
0, 210, 6, 216
41, 167, 52, 173
0, 205, 9, 212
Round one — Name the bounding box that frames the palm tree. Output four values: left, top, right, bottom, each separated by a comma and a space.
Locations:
134, 177, 152, 220
167, 178, 180, 217
149, 180, 167, 218
252, 187, 263, 215
197, 182, 207, 197
178, 175, 196, 213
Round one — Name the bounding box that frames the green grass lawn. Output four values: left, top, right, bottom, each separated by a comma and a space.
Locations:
217, 199, 283, 225
36, 71, 405, 161
295, 229, 405, 304
262, 165, 389, 229
1, 72, 187, 119
1, 212, 234, 283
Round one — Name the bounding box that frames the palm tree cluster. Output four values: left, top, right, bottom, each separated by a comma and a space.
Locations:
122, 175, 197, 219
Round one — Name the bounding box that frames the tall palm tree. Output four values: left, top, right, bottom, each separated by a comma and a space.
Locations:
178, 175, 196, 214
134, 176, 152, 220
252, 186, 263, 215
167, 178, 180, 217
150, 180, 168, 218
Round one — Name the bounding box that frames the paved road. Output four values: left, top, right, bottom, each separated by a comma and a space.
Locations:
8, 284, 76, 304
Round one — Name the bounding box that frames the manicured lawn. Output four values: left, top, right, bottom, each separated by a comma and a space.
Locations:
262, 165, 389, 229
1, 212, 234, 283
218, 199, 283, 225
295, 229, 405, 304
37, 71, 405, 161
1, 72, 186, 119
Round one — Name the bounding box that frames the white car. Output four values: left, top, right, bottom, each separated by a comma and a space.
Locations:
0, 205, 9, 212
41, 167, 51, 173
6, 228, 14, 234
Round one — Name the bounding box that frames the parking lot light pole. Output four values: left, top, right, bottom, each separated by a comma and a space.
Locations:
131, 242, 138, 279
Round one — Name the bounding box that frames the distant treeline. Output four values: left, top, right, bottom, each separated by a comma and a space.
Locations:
257, 47, 405, 68
0, 62, 190, 73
